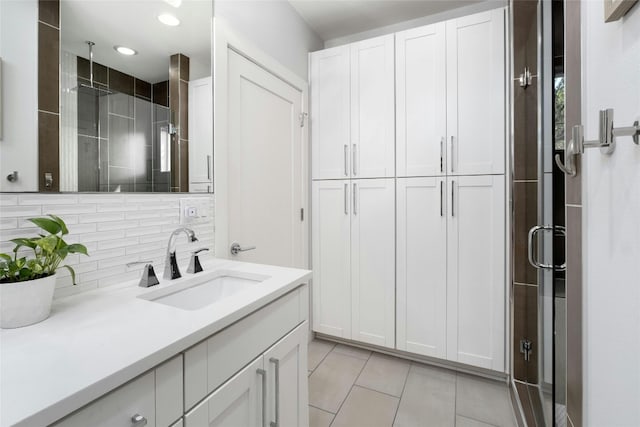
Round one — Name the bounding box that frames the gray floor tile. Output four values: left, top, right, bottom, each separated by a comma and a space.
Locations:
309, 339, 335, 372
309, 351, 367, 413
356, 353, 410, 397
332, 343, 371, 360
456, 415, 497, 427
331, 386, 399, 427
393, 363, 456, 427
309, 405, 334, 427
456, 374, 516, 427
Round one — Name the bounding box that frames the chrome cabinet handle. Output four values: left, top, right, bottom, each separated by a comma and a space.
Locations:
440, 181, 443, 217
207, 154, 212, 180
131, 414, 147, 427
344, 145, 348, 176
269, 358, 280, 427
353, 183, 357, 215
352, 144, 357, 176
257, 368, 267, 427
450, 136, 455, 173
344, 183, 348, 215
440, 138, 444, 173
451, 180, 455, 217
230, 242, 256, 256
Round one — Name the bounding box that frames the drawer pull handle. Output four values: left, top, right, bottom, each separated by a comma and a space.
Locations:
131, 414, 147, 427
269, 357, 280, 427
257, 368, 268, 427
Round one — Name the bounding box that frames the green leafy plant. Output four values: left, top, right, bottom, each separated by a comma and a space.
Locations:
0, 215, 89, 284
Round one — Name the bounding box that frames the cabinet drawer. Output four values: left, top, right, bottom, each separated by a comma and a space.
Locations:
53, 355, 183, 427
184, 286, 306, 410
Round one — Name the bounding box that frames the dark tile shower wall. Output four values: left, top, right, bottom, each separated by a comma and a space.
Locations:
38, 0, 60, 191
75, 57, 163, 192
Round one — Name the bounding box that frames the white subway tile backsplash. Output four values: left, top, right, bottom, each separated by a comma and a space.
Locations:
1, 193, 214, 299
18, 194, 78, 205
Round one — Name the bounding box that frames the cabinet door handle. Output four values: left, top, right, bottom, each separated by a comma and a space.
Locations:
440, 137, 444, 173
344, 183, 348, 215
269, 358, 280, 427
352, 144, 357, 176
131, 414, 147, 427
257, 368, 267, 427
353, 183, 358, 215
344, 144, 348, 176
450, 136, 455, 173
451, 180, 455, 217
440, 181, 443, 217
207, 154, 211, 180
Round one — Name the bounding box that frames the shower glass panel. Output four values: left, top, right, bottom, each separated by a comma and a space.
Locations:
71, 86, 172, 192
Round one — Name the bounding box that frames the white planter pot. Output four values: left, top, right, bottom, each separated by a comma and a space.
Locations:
1, 274, 57, 329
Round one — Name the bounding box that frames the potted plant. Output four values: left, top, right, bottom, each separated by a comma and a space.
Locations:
0, 215, 88, 328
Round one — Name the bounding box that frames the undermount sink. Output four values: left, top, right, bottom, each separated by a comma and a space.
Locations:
138, 270, 269, 310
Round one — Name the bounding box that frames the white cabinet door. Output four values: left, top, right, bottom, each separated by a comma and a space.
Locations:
446, 9, 505, 176
189, 76, 213, 186
185, 357, 264, 427
311, 45, 351, 180
351, 178, 395, 348
54, 372, 156, 427
312, 180, 352, 339
263, 323, 309, 427
396, 23, 446, 177
446, 175, 505, 371
350, 35, 395, 178
396, 178, 447, 358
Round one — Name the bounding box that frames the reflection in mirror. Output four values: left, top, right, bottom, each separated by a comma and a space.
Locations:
59, 0, 212, 193
0, 0, 212, 193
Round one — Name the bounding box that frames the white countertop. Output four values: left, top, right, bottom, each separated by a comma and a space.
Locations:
0, 258, 312, 427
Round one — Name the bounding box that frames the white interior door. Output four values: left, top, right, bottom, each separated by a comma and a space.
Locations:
351, 178, 395, 348
446, 175, 505, 371
396, 23, 446, 177
396, 177, 447, 358
227, 50, 305, 268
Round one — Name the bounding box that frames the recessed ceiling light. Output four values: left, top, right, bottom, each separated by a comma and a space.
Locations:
163, 0, 182, 8
114, 46, 137, 56
158, 13, 180, 26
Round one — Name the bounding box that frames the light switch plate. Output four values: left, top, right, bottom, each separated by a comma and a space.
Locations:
180, 198, 210, 225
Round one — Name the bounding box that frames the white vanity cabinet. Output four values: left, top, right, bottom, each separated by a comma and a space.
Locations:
185, 323, 308, 427
53, 355, 184, 427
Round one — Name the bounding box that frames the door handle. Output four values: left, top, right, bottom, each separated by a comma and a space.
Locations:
344, 144, 348, 176
440, 180, 443, 217
352, 144, 357, 176
528, 225, 567, 270
230, 242, 256, 256
269, 358, 280, 427
344, 183, 349, 215
353, 183, 358, 215
257, 368, 267, 427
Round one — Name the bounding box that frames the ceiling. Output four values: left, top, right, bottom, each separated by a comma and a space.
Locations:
61, 0, 212, 84
288, 0, 489, 41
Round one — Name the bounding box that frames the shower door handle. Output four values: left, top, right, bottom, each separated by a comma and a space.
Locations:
527, 225, 566, 270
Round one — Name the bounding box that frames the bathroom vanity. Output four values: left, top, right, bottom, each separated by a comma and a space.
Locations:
0, 258, 311, 427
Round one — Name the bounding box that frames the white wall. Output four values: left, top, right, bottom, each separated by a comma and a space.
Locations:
214, 0, 323, 80
581, 2, 640, 425
0, 0, 38, 192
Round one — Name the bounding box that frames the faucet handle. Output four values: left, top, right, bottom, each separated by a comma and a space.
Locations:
187, 248, 209, 274
127, 261, 160, 288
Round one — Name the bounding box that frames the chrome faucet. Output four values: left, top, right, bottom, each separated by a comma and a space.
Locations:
164, 227, 198, 280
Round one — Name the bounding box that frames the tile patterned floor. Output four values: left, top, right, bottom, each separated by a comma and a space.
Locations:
308, 339, 517, 427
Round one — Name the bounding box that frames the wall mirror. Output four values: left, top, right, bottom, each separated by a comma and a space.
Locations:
0, 0, 213, 193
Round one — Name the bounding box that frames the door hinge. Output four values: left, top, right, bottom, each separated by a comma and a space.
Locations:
520, 339, 532, 362
300, 208, 304, 221
299, 112, 308, 128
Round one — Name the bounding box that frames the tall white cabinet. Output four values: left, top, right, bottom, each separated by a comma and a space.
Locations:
311, 8, 507, 372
